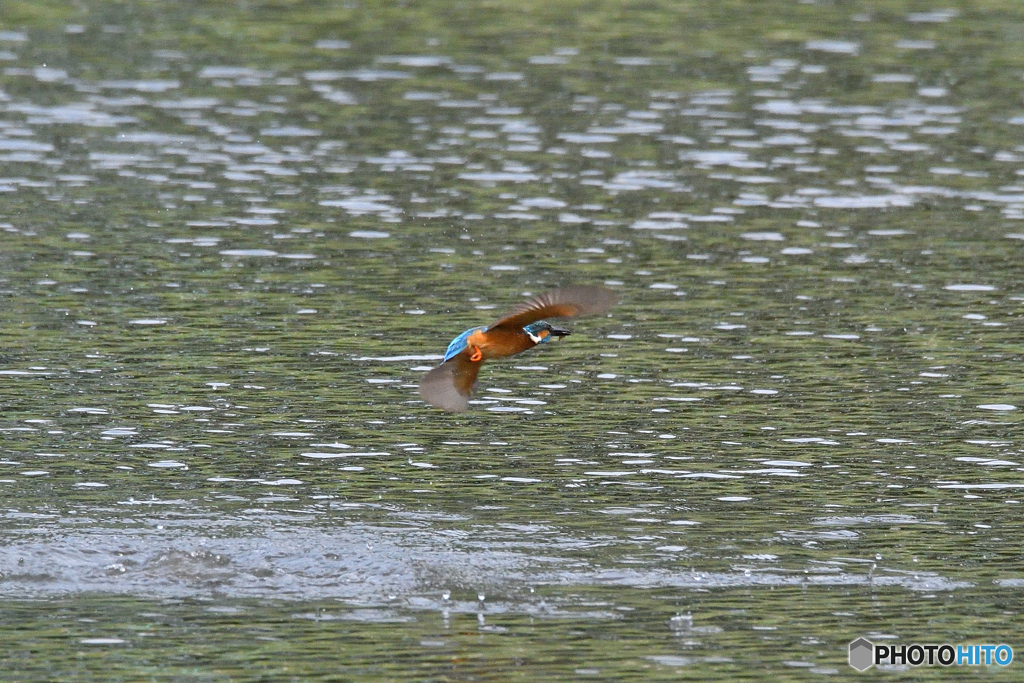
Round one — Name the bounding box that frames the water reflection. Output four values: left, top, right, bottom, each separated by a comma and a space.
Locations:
0, 515, 972, 600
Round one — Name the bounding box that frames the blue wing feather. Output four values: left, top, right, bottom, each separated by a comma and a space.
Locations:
443, 326, 486, 362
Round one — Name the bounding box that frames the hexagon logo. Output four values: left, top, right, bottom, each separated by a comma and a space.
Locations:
849, 637, 874, 671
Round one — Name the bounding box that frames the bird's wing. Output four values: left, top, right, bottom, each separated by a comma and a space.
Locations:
443, 325, 485, 362
488, 285, 618, 331
418, 350, 481, 413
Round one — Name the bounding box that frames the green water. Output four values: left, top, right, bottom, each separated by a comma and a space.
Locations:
1, 0, 1023, 679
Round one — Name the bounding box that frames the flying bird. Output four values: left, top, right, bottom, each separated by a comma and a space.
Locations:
419, 285, 618, 412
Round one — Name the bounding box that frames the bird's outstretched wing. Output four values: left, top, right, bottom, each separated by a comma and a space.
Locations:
418, 350, 482, 413
488, 285, 618, 332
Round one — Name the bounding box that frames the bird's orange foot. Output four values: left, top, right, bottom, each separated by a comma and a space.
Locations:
469, 347, 483, 362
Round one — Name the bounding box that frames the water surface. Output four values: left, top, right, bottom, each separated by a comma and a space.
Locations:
1, 1, 1023, 679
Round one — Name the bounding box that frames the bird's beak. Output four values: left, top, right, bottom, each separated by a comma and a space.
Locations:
549, 326, 571, 339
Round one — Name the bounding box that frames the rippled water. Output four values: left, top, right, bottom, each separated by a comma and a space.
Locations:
2, 1, 1024, 679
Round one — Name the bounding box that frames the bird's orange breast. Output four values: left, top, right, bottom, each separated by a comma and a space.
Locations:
466, 327, 533, 360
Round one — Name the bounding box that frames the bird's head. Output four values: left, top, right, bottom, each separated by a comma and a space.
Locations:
524, 321, 570, 345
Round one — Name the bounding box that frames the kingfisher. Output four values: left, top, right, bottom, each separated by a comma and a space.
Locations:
419, 285, 618, 412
